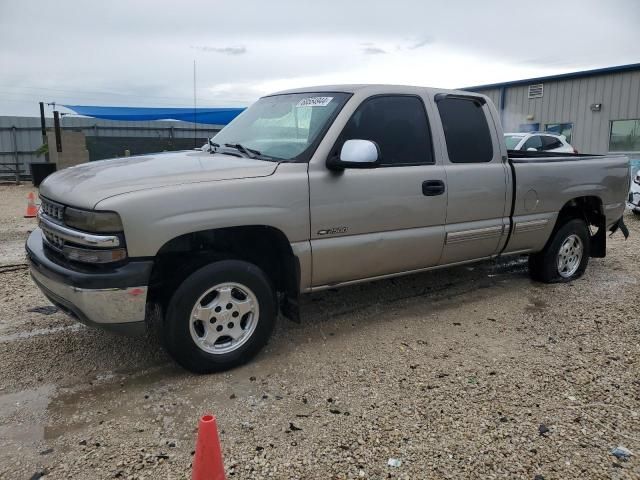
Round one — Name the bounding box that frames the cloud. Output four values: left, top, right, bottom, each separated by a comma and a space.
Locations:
407, 38, 434, 50
362, 46, 386, 55
0, 0, 638, 116
191, 45, 247, 55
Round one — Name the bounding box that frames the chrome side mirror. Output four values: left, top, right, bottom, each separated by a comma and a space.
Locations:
327, 139, 380, 170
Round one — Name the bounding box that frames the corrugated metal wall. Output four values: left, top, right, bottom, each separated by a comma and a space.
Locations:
472, 69, 640, 155
0, 116, 222, 180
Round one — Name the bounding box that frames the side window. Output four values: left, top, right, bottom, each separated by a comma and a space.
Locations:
339, 96, 433, 166
541, 136, 563, 150
522, 135, 543, 151
436, 97, 493, 163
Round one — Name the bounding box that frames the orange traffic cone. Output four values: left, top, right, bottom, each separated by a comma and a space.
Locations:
192, 414, 225, 480
24, 192, 38, 218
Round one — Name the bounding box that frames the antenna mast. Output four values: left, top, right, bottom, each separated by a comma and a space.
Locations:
193, 59, 197, 148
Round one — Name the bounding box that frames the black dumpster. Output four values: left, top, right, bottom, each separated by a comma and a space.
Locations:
30, 163, 57, 187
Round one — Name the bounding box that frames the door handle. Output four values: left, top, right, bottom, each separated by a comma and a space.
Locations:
422, 180, 445, 196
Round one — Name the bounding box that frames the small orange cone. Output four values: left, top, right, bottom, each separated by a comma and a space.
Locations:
192, 414, 225, 480
24, 192, 38, 218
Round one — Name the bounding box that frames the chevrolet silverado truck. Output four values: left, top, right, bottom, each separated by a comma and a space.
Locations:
27, 85, 630, 373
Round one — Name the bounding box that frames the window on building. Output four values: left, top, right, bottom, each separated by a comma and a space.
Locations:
519, 123, 540, 133
545, 123, 573, 144
339, 95, 434, 166
437, 97, 493, 163
609, 119, 640, 152
522, 135, 543, 151
541, 135, 563, 150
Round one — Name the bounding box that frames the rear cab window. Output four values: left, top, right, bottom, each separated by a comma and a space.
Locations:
436, 96, 493, 163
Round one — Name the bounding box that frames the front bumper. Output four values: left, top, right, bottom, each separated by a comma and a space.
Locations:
26, 228, 153, 335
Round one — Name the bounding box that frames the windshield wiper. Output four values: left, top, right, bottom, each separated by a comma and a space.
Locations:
207, 140, 221, 154
224, 143, 261, 159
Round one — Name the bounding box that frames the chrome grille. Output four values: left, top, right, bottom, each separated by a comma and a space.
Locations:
40, 197, 65, 221
42, 227, 65, 251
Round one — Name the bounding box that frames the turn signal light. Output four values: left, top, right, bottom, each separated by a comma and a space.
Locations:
62, 246, 127, 264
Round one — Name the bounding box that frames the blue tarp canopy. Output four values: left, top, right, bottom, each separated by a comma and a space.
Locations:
63, 105, 245, 125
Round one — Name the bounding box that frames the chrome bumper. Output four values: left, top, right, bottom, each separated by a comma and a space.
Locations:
26, 228, 151, 335
30, 267, 147, 328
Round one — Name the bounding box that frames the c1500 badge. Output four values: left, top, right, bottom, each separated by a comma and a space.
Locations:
317, 227, 348, 236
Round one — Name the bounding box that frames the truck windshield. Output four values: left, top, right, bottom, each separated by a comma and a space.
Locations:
504, 134, 525, 150
212, 92, 350, 161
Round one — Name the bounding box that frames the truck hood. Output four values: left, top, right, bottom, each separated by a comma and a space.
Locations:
39, 150, 279, 209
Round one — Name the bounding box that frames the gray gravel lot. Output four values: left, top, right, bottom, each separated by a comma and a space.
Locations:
0, 184, 638, 479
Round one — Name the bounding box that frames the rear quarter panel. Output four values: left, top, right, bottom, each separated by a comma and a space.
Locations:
505, 155, 629, 253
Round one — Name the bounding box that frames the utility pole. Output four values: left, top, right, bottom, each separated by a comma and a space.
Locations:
53, 110, 62, 153
38, 102, 50, 162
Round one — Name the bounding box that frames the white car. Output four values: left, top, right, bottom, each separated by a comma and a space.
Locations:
504, 132, 577, 153
628, 169, 640, 215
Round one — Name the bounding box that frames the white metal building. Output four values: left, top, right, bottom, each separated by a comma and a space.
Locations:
465, 63, 640, 162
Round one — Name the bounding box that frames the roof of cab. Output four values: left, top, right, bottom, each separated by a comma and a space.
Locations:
270, 84, 479, 97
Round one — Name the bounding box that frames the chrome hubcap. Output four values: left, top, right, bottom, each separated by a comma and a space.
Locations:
189, 282, 259, 355
557, 234, 583, 278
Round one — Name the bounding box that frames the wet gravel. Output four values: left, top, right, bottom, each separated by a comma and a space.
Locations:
0, 184, 638, 479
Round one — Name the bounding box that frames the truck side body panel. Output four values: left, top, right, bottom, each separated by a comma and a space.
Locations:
504, 156, 629, 254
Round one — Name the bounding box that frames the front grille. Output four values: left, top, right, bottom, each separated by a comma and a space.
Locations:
40, 197, 65, 221
42, 227, 65, 251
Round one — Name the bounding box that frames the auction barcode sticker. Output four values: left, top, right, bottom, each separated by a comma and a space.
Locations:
296, 96, 334, 107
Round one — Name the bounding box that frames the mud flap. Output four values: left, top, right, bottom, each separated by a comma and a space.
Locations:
590, 223, 606, 258
280, 295, 300, 323
609, 216, 629, 239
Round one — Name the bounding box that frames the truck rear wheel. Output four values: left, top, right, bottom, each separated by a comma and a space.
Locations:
528, 218, 590, 283
164, 259, 277, 373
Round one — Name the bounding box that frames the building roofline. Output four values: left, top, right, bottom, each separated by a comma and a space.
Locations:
464, 63, 640, 91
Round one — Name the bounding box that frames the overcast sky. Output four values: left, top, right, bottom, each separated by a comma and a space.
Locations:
1, 0, 638, 117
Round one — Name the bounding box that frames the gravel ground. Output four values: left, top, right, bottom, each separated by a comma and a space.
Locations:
0, 183, 38, 266
0, 184, 638, 479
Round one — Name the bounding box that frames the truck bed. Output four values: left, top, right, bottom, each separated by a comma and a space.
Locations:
502, 150, 629, 255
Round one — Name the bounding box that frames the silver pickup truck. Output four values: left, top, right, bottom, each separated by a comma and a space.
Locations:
27, 85, 629, 373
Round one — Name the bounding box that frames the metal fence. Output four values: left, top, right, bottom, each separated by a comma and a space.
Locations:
0, 116, 222, 181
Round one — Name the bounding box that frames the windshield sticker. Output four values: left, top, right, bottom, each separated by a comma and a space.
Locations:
296, 96, 334, 107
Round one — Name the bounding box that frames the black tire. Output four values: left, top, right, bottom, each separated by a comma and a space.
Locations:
632, 209, 640, 216
528, 218, 590, 283
164, 259, 276, 373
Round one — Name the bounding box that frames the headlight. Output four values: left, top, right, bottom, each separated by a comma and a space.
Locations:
63, 208, 123, 233
634, 174, 640, 185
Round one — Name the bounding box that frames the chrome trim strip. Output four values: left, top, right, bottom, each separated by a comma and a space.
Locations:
446, 225, 504, 244
312, 256, 492, 292
514, 219, 549, 234
38, 213, 121, 248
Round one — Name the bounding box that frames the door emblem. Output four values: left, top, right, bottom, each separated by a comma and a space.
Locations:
317, 227, 348, 236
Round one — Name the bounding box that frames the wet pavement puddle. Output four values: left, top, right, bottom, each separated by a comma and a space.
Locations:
0, 324, 82, 343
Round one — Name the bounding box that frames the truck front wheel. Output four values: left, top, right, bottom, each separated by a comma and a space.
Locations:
528, 218, 590, 283
164, 259, 277, 373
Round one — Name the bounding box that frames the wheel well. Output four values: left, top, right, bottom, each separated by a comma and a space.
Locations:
147, 226, 300, 320
556, 196, 603, 226
554, 196, 606, 257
